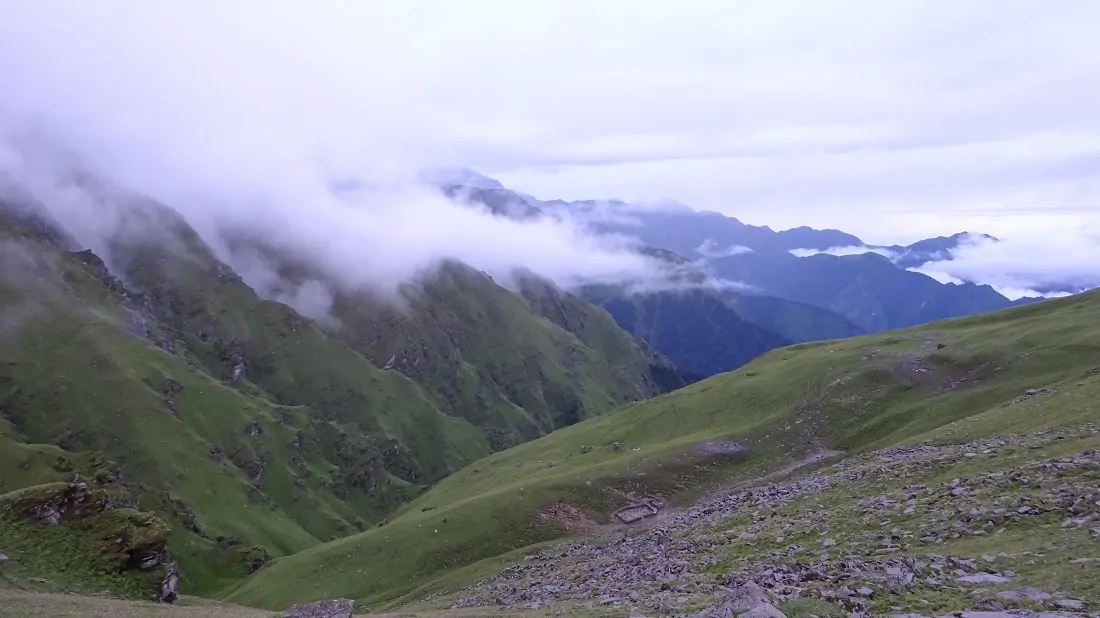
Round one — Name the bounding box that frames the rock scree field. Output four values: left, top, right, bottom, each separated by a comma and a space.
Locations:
210, 290, 1100, 617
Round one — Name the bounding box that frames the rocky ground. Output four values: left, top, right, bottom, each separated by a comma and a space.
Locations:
446, 425, 1100, 618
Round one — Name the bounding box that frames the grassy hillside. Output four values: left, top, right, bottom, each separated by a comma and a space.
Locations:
0, 226, 451, 592
228, 289, 1100, 611
722, 291, 866, 344
0, 196, 688, 598
327, 266, 688, 449
0, 481, 170, 601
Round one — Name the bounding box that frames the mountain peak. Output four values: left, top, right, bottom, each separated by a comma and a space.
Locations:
418, 167, 504, 191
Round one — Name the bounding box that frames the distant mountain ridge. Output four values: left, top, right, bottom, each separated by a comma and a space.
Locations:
431, 173, 1051, 357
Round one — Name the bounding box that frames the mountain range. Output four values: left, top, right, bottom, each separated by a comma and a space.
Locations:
0, 165, 1093, 608
431, 170, 1050, 361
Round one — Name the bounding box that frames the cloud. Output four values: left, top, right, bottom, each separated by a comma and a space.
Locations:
696, 240, 754, 259
908, 229, 1100, 299
0, 1, 1096, 276
0, 4, 691, 303
620, 271, 757, 296
789, 245, 898, 258
0, 137, 676, 304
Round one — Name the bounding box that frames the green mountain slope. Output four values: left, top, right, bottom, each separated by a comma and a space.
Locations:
1, 203, 482, 593
580, 287, 792, 377
324, 266, 689, 450
227, 289, 1100, 611
721, 291, 866, 344
0, 194, 687, 597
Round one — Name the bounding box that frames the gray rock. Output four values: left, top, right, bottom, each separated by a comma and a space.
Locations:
857, 587, 874, 596
956, 573, 1011, 584
1020, 587, 1053, 603
696, 582, 771, 617
157, 563, 179, 604
283, 598, 354, 618
822, 538, 837, 547
1017, 506, 1033, 514
0, 553, 7, 564
739, 603, 787, 618
1055, 600, 1084, 610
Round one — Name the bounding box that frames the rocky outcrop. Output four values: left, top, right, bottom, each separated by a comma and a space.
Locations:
3, 481, 111, 525
695, 582, 784, 618
158, 562, 180, 603
0, 481, 171, 575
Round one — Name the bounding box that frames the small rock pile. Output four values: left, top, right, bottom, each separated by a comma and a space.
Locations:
283, 598, 354, 618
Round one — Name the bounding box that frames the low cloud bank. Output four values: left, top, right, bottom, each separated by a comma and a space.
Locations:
0, 135, 680, 305
909, 231, 1100, 299
788, 245, 898, 259
697, 240, 754, 259
0, 2, 693, 307
787, 232, 1100, 300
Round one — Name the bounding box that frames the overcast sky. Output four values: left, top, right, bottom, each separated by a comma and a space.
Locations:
1, 1, 1098, 246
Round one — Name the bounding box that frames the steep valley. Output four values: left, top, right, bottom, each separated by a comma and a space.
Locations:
0, 196, 689, 598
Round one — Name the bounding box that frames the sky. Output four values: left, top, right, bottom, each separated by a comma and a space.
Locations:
0, 1, 1097, 296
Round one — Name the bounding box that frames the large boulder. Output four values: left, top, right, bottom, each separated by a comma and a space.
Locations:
695, 582, 784, 618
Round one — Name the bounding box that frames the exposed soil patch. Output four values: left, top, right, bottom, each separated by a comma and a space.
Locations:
888, 357, 941, 388
535, 501, 597, 532
885, 352, 1002, 393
